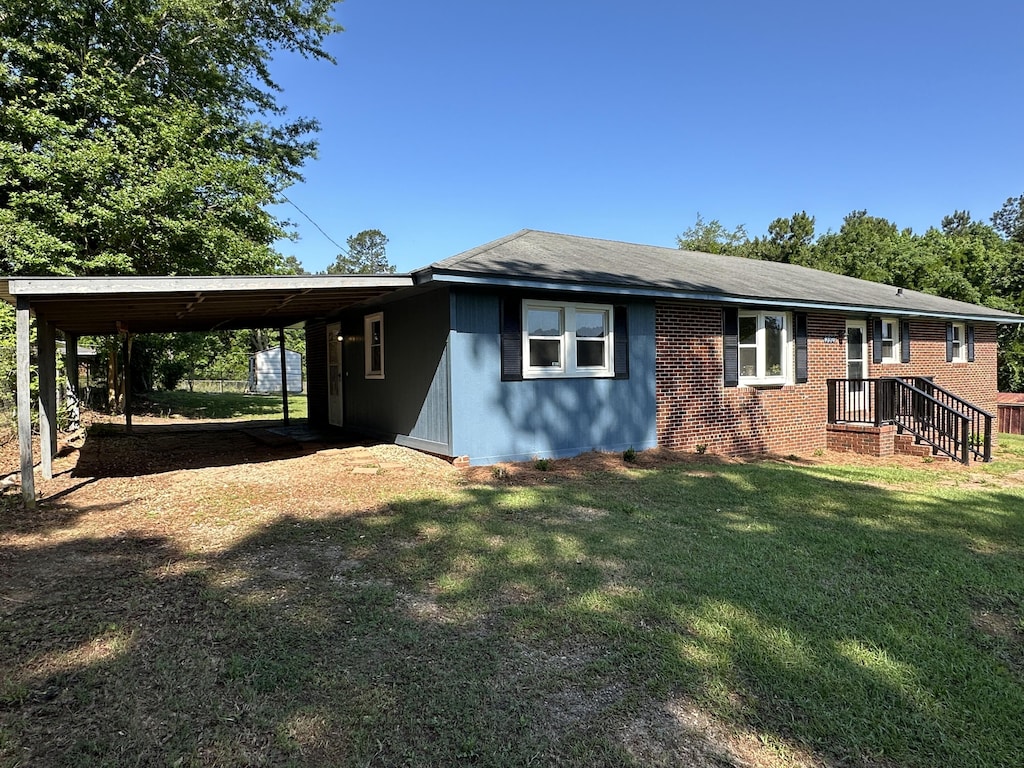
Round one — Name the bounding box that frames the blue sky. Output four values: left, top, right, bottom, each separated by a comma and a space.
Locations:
268, 0, 1024, 274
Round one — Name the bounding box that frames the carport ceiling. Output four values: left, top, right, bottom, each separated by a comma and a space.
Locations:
0, 274, 414, 334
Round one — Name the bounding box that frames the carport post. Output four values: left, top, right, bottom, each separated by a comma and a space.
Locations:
37, 317, 58, 480
65, 332, 80, 397
15, 297, 36, 508
279, 328, 290, 426
122, 333, 133, 435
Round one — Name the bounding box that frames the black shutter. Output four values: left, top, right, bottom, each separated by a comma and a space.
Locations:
946, 323, 954, 362
723, 307, 739, 387
613, 305, 629, 379
967, 325, 975, 362
500, 298, 523, 381
900, 320, 911, 363
872, 317, 883, 364
794, 312, 808, 384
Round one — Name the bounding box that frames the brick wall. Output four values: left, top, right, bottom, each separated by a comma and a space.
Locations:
655, 302, 1000, 458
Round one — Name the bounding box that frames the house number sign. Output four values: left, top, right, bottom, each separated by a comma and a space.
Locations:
822, 335, 841, 344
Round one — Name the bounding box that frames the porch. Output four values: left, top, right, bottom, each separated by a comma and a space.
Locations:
826, 377, 994, 464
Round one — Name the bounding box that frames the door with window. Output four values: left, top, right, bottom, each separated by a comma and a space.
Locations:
326, 323, 343, 427
845, 320, 868, 419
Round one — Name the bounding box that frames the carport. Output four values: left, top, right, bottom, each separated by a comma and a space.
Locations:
1, 274, 413, 508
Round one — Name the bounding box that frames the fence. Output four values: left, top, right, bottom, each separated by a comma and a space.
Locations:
176, 379, 248, 394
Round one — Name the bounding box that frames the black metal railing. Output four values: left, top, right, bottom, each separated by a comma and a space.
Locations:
827, 377, 993, 464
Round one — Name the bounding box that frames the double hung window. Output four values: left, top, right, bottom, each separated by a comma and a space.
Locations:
949, 322, 966, 363
364, 312, 384, 378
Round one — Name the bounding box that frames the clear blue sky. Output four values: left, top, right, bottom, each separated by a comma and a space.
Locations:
267, 0, 1024, 274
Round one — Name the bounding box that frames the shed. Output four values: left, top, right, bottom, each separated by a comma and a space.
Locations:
997, 392, 1024, 435
248, 347, 303, 394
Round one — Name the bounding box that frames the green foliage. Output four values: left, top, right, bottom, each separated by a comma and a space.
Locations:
622, 446, 637, 463
0, 0, 340, 277
676, 213, 748, 255
326, 229, 396, 274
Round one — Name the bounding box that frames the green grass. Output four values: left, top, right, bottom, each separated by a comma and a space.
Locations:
2, 436, 1023, 766
139, 389, 308, 420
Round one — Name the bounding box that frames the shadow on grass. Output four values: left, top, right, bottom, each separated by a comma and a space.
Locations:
1, 460, 1023, 766
138, 391, 308, 421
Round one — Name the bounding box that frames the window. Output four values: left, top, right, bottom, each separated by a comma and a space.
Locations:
364, 312, 384, 378
880, 318, 898, 363
737, 311, 788, 384
522, 300, 613, 378
949, 322, 966, 363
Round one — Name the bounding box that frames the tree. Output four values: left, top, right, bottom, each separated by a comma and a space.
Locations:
991, 194, 1024, 245
0, 0, 340, 277
676, 214, 749, 255
747, 211, 816, 264
326, 229, 396, 274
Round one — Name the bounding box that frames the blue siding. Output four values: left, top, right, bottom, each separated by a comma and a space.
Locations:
450, 291, 657, 464
342, 289, 451, 454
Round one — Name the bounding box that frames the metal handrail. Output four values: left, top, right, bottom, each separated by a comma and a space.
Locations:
827, 378, 993, 464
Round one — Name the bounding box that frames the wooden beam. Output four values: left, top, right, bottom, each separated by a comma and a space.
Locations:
279, 328, 290, 426
16, 297, 35, 508
65, 332, 80, 397
37, 318, 57, 480
123, 333, 133, 434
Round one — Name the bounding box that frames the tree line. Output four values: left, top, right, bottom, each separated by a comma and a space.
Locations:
677, 198, 1024, 390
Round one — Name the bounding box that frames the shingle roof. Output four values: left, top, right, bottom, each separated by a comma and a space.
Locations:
424, 229, 1024, 323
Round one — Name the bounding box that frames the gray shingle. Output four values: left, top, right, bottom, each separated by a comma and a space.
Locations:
426, 229, 1024, 322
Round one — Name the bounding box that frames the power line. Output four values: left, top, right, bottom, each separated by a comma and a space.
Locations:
280, 194, 348, 255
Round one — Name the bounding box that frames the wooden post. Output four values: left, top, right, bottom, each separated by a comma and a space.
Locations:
16, 297, 35, 509
279, 328, 290, 426
63, 332, 81, 432
37, 318, 57, 480
122, 333, 133, 434
66, 332, 80, 397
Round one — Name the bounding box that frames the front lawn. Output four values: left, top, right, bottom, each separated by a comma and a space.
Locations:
1, 434, 1022, 767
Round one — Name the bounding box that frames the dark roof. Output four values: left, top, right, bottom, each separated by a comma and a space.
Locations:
423, 229, 1024, 323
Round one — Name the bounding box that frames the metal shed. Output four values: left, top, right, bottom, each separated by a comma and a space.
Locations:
249, 347, 303, 394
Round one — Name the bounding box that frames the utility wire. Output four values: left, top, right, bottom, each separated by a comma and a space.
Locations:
280, 193, 348, 255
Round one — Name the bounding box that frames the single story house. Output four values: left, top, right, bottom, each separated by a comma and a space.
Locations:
303, 229, 1024, 466
5, 229, 1024, 508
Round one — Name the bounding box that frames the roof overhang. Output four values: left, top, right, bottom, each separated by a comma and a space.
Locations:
423, 269, 1024, 325
0, 274, 414, 335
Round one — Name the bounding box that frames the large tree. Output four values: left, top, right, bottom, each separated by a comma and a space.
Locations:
326, 229, 395, 274
0, 0, 339, 277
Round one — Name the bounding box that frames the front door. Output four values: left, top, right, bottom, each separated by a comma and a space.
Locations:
326, 323, 343, 427
845, 320, 868, 418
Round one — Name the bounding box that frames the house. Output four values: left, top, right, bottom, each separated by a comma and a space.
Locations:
5, 230, 1024, 509
302, 229, 1024, 465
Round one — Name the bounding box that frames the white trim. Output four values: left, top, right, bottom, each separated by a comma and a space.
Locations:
364, 312, 384, 379
738, 310, 790, 386
950, 322, 967, 363
880, 317, 901, 364
522, 299, 614, 379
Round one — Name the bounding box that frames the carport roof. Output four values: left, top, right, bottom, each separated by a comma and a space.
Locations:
0, 274, 413, 334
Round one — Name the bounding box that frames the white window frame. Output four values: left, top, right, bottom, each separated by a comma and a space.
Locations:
950, 322, 967, 363
880, 317, 900, 364
738, 311, 790, 386
364, 312, 384, 379
522, 300, 614, 378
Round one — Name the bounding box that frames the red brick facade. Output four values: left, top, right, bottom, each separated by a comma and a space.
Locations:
655, 301, 1000, 458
